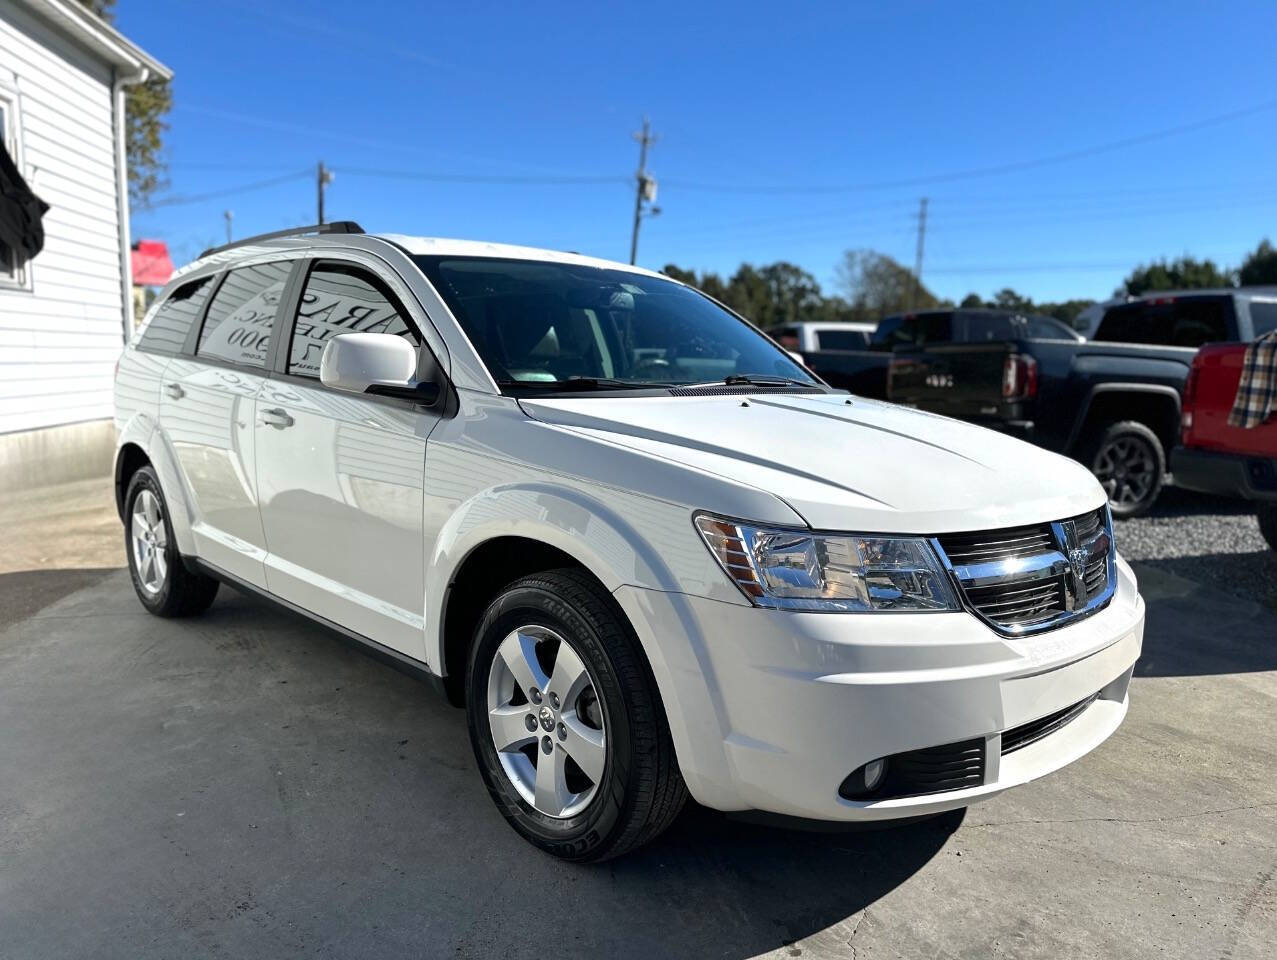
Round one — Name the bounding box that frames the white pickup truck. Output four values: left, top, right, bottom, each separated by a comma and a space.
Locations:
113, 224, 1145, 861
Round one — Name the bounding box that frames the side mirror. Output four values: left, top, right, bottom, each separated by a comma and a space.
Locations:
319, 332, 439, 404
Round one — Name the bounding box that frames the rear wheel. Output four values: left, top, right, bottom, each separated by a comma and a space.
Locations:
1082, 420, 1165, 519
465, 569, 686, 862
124, 466, 219, 617
1258, 503, 1277, 552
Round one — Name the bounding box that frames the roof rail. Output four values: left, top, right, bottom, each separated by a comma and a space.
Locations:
198, 221, 364, 260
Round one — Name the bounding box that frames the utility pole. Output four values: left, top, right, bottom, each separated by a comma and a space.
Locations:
317, 161, 333, 225
910, 196, 928, 309
629, 118, 660, 265
223, 210, 233, 244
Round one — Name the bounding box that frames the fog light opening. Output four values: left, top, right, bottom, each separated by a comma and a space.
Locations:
839, 757, 888, 800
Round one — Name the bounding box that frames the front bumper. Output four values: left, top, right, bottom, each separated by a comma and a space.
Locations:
1171, 446, 1277, 501
615, 555, 1144, 822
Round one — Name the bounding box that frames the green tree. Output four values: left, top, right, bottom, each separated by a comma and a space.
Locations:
660, 264, 697, 285
960, 292, 983, 308
76, 0, 171, 207
835, 249, 939, 318
990, 287, 1034, 313
1121, 256, 1234, 297
1239, 239, 1277, 286
661, 261, 855, 328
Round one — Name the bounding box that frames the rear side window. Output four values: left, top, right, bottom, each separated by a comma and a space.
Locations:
287, 264, 419, 378
1026, 316, 1077, 339
196, 261, 292, 368
1250, 300, 1277, 337
1095, 296, 1232, 347
962, 313, 1017, 342
816, 328, 870, 350
137, 275, 213, 354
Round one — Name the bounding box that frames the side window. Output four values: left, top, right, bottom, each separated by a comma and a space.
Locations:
816, 329, 870, 350
873, 316, 913, 349
137, 276, 214, 353
1096, 297, 1231, 347
963, 313, 1017, 342
1027, 316, 1068, 339
1249, 301, 1277, 337
916, 312, 954, 344
196, 261, 292, 368
287, 264, 418, 378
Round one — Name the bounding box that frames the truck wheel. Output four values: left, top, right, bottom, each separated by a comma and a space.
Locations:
124, 466, 219, 617
1259, 503, 1277, 552
466, 569, 687, 862
1082, 420, 1165, 519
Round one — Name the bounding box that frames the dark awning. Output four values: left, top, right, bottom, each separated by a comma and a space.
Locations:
0, 140, 50, 263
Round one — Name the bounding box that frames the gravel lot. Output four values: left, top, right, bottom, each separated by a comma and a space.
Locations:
1116, 488, 1277, 609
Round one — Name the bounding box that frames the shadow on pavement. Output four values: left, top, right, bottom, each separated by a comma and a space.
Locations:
0, 566, 119, 623
0, 572, 956, 959
1131, 558, 1277, 678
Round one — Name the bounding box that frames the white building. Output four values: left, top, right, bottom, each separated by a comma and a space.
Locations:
0, 0, 169, 492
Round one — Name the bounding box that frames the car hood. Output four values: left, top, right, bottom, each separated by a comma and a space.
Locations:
519, 392, 1105, 533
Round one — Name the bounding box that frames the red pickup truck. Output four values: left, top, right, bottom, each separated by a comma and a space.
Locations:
1172, 342, 1277, 550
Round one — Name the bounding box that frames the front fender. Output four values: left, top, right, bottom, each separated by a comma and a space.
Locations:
425, 481, 693, 674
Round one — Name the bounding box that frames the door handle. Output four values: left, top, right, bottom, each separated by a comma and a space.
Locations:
164, 383, 185, 400
259, 407, 295, 429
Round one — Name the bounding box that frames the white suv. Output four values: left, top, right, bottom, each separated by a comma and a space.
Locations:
113, 223, 1145, 861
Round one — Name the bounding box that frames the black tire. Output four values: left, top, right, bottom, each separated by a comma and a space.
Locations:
1259, 503, 1277, 553
124, 466, 219, 617
465, 568, 686, 862
1080, 420, 1166, 519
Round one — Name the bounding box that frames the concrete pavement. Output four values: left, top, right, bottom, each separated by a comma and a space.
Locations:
0, 485, 1275, 958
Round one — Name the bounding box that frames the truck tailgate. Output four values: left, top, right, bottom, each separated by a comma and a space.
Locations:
1187, 343, 1277, 457
889, 343, 1010, 419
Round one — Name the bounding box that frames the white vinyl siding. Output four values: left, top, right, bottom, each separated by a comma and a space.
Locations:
0, 0, 124, 435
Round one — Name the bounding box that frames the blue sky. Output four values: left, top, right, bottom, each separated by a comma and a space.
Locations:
120, 0, 1277, 303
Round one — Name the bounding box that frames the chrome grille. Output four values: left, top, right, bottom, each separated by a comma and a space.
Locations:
936, 525, 1055, 565
965, 576, 1066, 627
935, 507, 1115, 636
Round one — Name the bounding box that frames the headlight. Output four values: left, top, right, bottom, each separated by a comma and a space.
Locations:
694, 514, 959, 612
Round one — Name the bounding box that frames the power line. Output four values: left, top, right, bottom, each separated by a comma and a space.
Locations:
924, 261, 1133, 275
340, 166, 627, 185
658, 98, 1277, 195
145, 170, 311, 209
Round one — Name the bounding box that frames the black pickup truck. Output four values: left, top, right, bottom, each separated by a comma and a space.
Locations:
772, 312, 1082, 400
888, 294, 1272, 516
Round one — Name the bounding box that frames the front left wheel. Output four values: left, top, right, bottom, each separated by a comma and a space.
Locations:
465, 569, 686, 862
124, 466, 219, 617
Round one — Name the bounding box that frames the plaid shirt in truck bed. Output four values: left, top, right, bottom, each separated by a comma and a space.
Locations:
1228, 329, 1277, 429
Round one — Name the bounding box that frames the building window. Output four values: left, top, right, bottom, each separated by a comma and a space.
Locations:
0, 84, 32, 291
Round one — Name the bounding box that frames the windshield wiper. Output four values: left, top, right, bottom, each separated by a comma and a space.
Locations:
497, 377, 656, 392
682, 374, 818, 390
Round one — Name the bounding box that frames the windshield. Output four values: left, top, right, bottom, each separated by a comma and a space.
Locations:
412, 256, 818, 392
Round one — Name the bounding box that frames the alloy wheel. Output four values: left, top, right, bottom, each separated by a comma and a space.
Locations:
1095, 436, 1156, 509
485, 624, 607, 819
131, 488, 169, 595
